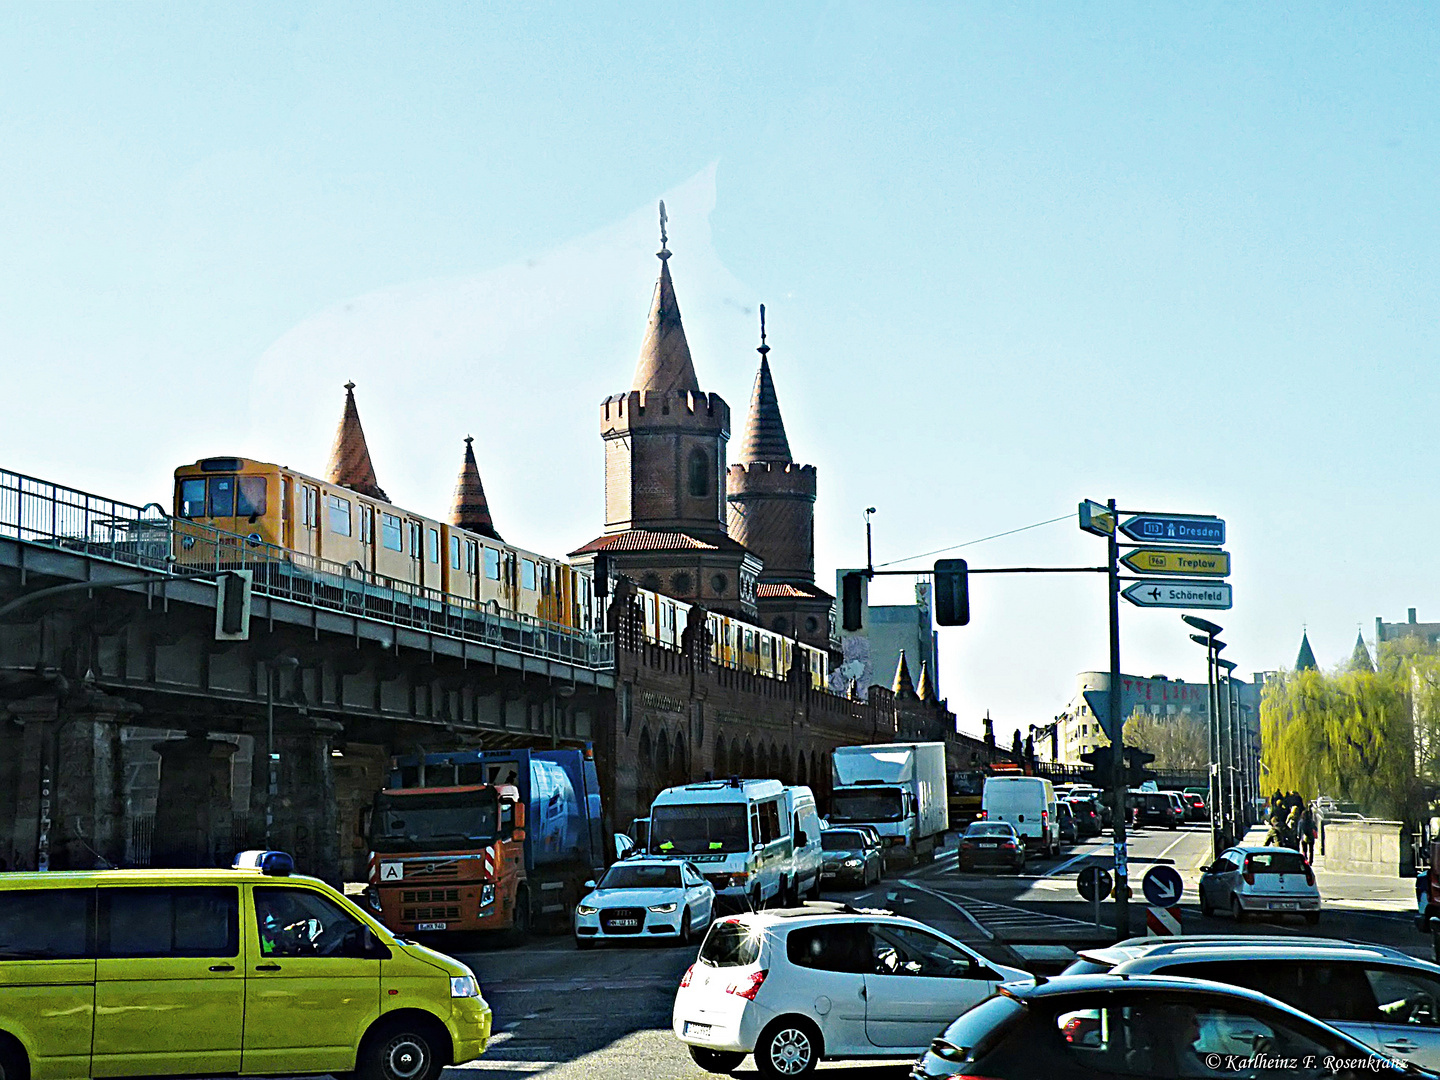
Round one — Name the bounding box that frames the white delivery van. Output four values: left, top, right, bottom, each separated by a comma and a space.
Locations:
784, 785, 824, 902
981, 775, 1059, 856
650, 778, 793, 910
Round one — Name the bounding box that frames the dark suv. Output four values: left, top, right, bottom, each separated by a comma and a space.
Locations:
1131, 790, 1180, 829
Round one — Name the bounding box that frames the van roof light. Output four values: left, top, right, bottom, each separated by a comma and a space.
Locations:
233, 850, 295, 876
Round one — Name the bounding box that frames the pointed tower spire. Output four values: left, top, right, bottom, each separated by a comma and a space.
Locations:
916, 660, 934, 703
450, 436, 502, 541
632, 201, 701, 394
326, 382, 388, 500
1350, 629, 1374, 673
738, 304, 793, 463
1296, 631, 1318, 672
892, 650, 916, 698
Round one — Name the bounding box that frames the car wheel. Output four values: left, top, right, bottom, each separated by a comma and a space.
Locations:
689, 1046, 746, 1074
1231, 896, 1247, 923
358, 1018, 445, 1080
1198, 886, 1213, 917
679, 908, 693, 946
755, 1018, 821, 1079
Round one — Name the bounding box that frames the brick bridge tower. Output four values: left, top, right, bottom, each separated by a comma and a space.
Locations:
726, 307, 836, 654
572, 204, 761, 618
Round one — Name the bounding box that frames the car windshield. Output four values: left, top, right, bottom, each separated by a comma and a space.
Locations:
821, 831, 865, 851
369, 790, 498, 853
651, 803, 749, 855
699, 919, 762, 967
598, 864, 681, 889
1248, 852, 1308, 874
965, 824, 1015, 837
830, 790, 904, 823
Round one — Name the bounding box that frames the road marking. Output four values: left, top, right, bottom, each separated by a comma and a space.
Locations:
901, 880, 995, 939
445, 1062, 558, 1073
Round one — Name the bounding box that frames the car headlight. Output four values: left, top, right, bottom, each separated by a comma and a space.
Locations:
576, 902, 599, 915
844, 858, 862, 868
647, 902, 678, 913
450, 974, 481, 998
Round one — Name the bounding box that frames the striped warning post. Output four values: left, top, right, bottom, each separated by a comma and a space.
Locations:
1147, 905, 1182, 937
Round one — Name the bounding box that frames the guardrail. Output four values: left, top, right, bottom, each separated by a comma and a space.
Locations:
0, 468, 613, 670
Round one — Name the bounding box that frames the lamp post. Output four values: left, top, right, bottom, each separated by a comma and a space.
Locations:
864, 507, 877, 576
1183, 615, 1227, 859
1216, 657, 1240, 842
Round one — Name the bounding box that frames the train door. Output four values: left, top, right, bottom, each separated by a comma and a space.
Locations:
296, 482, 320, 560
406, 519, 423, 589
426, 526, 441, 594
280, 477, 294, 550
357, 504, 376, 575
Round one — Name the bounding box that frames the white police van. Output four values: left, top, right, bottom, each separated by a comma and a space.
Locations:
650, 779, 818, 909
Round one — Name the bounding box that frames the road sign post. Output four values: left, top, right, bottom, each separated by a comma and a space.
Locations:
1078, 865, 1113, 929
1105, 498, 1128, 942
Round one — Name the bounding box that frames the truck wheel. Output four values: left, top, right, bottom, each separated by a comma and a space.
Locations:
689, 1047, 745, 1073
358, 1017, 445, 1080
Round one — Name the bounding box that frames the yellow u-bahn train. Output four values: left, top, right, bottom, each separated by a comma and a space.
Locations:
172, 456, 828, 689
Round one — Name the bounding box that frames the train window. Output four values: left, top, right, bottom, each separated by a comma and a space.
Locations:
179, 479, 206, 518
236, 477, 267, 518
465, 541, 477, 574
450, 535, 461, 570
209, 477, 236, 517
428, 529, 440, 564
521, 559, 536, 591
328, 495, 352, 537
484, 547, 500, 580
744, 629, 754, 650
360, 506, 373, 544
381, 513, 402, 551
302, 486, 318, 528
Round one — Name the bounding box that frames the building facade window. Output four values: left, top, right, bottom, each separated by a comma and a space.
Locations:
687, 448, 710, 497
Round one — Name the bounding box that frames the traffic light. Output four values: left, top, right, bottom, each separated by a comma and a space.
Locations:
593, 553, 612, 598
1124, 747, 1157, 789
215, 570, 253, 641
933, 559, 969, 626
1079, 748, 1113, 789
842, 572, 864, 631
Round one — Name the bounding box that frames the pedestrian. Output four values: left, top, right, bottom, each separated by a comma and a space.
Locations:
1300, 804, 1317, 863
1264, 800, 1288, 848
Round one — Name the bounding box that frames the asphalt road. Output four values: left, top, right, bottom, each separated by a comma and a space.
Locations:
443, 822, 1426, 1080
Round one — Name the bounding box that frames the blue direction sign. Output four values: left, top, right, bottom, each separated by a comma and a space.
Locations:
1120, 514, 1225, 546
1142, 865, 1184, 907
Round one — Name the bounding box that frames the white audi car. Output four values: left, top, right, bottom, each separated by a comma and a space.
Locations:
574, 858, 715, 947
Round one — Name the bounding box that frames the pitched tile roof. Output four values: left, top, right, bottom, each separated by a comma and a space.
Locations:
568, 529, 751, 557
756, 582, 833, 600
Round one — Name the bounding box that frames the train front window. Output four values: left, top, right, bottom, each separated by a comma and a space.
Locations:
236, 477, 267, 518
179, 479, 206, 518
522, 559, 536, 591
209, 477, 235, 517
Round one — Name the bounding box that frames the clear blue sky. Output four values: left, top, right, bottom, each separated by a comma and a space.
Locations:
3, 4, 1437, 741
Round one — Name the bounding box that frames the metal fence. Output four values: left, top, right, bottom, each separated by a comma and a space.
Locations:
0, 468, 613, 670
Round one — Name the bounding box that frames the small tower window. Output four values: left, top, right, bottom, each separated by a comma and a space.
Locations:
687, 448, 710, 497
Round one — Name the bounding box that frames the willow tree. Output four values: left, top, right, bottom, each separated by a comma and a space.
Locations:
1261, 665, 1418, 820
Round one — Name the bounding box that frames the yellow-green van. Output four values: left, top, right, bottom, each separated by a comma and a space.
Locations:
0, 851, 491, 1080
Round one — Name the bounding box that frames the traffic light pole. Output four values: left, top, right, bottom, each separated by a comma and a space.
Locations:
1106, 497, 1129, 941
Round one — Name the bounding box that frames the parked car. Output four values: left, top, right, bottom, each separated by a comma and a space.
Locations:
574, 858, 715, 947
819, 827, 882, 888
958, 822, 1026, 874
672, 905, 1031, 1077
1065, 796, 1102, 839
1055, 801, 1077, 845
1198, 845, 1321, 924
911, 974, 1428, 1079
1064, 937, 1440, 1073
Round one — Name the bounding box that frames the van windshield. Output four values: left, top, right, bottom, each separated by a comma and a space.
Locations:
370, 790, 499, 853
651, 803, 748, 855
830, 790, 904, 823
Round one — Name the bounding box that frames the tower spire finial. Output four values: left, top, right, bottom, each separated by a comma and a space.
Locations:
658, 200, 670, 260
758, 303, 769, 358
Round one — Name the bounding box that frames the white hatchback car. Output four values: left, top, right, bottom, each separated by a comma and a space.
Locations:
1198, 845, 1321, 924
672, 904, 1031, 1077
574, 858, 715, 947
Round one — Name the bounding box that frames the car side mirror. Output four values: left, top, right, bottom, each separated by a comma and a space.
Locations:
795, 831, 808, 847
584, 879, 597, 890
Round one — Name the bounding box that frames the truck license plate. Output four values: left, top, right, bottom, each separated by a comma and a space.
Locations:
415, 922, 447, 931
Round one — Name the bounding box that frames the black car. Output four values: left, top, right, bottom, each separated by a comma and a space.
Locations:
911, 974, 1429, 1079
1131, 791, 1179, 830
819, 826, 883, 887
958, 821, 1026, 873
1067, 796, 1102, 838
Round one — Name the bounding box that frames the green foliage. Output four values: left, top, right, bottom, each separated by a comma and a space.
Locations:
1260, 660, 1420, 820
1122, 709, 1209, 771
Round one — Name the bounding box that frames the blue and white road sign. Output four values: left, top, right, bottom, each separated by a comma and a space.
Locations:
1142, 864, 1185, 907
1120, 514, 1225, 546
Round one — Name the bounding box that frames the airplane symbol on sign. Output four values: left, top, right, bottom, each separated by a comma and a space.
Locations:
1147, 588, 1162, 601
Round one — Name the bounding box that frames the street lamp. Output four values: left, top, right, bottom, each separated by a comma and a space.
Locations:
864, 508, 877, 575
1216, 657, 1241, 840
1183, 616, 1229, 858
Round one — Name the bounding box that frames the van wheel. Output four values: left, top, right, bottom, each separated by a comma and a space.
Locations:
0, 1037, 30, 1080
755, 1017, 821, 1078
358, 1018, 445, 1080
689, 1046, 745, 1073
